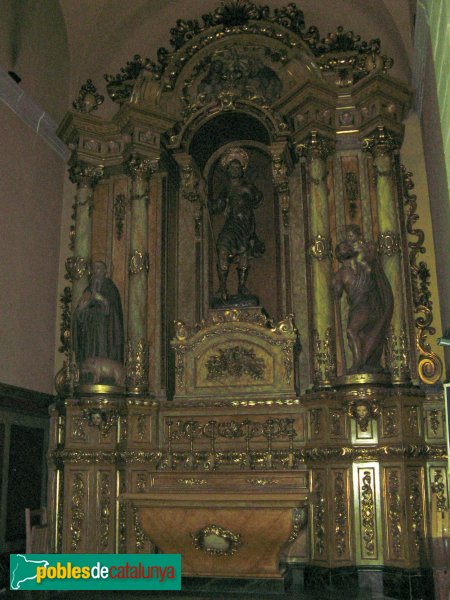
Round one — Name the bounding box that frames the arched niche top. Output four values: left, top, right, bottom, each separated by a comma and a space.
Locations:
186, 110, 272, 170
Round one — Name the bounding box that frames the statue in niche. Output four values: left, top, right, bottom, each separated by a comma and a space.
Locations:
72, 261, 124, 386
208, 147, 265, 307
332, 225, 393, 374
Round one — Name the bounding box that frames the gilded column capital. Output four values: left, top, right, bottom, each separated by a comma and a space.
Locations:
296, 131, 335, 162
65, 256, 90, 281
124, 154, 159, 181
68, 161, 104, 188
362, 126, 401, 157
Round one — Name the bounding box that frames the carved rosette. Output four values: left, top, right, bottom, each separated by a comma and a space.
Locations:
377, 231, 401, 256
129, 251, 150, 274
126, 338, 150, 391
309, 234, 332, 260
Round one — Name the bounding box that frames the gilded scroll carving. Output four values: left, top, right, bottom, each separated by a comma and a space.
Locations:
360, 470, 375, 555
99, 473, 111, 549
313, 471, 325, 557
334, 471, 347, 557
70, 473, 85, 551
387, 470, 402, 558
402, 165, 443, 384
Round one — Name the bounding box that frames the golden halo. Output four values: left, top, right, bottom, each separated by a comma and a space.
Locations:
220, 146, 249, 171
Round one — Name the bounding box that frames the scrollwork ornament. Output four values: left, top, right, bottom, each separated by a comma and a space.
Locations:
288, 506, 308, 543
313, 472, 325, 556
334, 472, 347, 557
70, 473, 85, 551
361, 471, 375, 555
72, 79, 104, 113
132, 506, 152, 553
407, 469, 423, 553
378, 231, 401, 256
310, 234, 332, 260
431, 469, 447, 512
99, 473, 111, 548
402, 165, 443, 384
129, 251, 150, 274
387, 470, 402, 558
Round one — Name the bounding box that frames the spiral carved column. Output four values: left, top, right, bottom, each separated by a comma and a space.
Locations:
363, 127, 410, 384
297, 132, 336, 388
124, 155, 157, 394
66, 161, 104, 305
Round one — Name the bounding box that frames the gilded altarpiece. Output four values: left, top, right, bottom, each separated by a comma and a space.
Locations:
50, 2, 447, 597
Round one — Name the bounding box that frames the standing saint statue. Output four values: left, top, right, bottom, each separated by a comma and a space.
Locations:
72, 261, 124, 385
208, 147, 265, 306
332, 225, 393, 374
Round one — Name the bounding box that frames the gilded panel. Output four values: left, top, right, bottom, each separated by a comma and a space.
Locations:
331, 467, 351, 562
195, 341, 274, 388
382, 466, 405, 562
405, 466, 426, 562
352, 463, 382, 564
310, 469, 328, 562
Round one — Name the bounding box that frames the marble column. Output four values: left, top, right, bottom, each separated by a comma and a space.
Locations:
363, 126, 410, 383
297, 132, 336, 388
67, 160, 103, 306
124, 154, 157, 394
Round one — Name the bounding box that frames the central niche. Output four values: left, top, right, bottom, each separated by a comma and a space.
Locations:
189, 111, 280, 318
